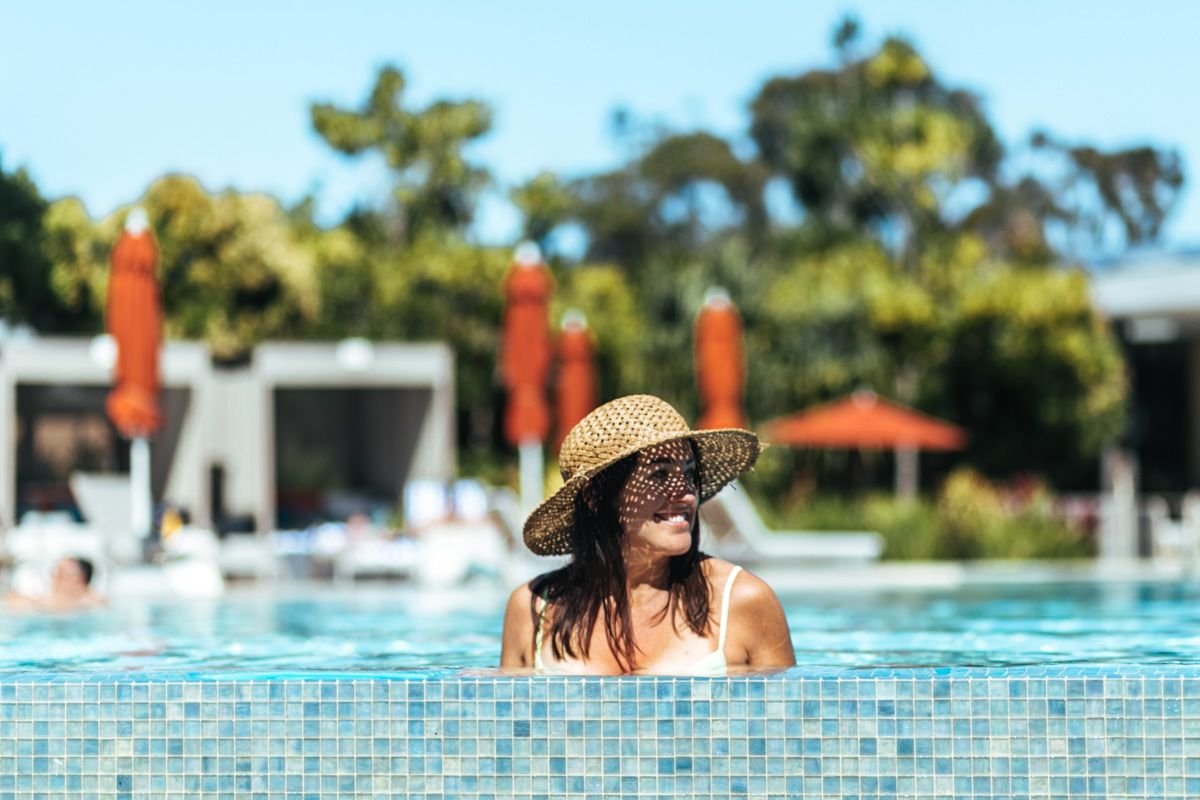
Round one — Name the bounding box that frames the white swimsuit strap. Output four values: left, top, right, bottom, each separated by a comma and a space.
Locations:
533, 595, 547, 664
717, 565, 742, 650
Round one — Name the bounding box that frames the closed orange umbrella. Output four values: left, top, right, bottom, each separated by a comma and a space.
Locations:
500, 244, 553, 447
105, 208, 162, 545
763, 390, 966, 451
554, 309, 597, 453
106, 209, 162, 439
500, 242, 553, 517
695, 287, 748, 430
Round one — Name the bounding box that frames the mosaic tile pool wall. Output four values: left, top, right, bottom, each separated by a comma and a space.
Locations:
3, 666, 1200, 799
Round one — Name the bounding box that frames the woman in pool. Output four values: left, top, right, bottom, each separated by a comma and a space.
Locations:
501, 394, 795, 674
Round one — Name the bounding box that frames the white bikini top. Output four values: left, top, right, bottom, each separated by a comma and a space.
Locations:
534, 565, 742, 676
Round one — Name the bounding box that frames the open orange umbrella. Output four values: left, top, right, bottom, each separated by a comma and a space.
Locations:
764, 390, 966, 450
553, 309, 597, 453
763, 389, 966, 497
106, 210, 163, 438
695, 287, 748, 430
105, 208, 163, 544
500, 242, 553, 515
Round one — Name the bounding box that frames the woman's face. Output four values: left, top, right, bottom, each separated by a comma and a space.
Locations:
616, 440, 699, 558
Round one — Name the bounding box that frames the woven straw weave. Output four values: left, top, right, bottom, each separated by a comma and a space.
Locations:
523, 394, 761, 555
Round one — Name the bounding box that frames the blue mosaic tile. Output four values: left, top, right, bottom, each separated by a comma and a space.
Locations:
0, 667, 1197, 797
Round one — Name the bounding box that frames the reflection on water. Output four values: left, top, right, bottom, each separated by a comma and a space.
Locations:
2, 580, 1200, 672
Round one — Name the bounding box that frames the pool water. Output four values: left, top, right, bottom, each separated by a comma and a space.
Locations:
2, 579, 1199, 673
785, 579, 1200, 667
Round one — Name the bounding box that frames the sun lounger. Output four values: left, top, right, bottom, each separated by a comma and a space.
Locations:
700, 482, 883, 563
477, 487, 568, 585
332, 536, 420, 584
1147, 492, 1200, 563
159, 527, 226, 597
217, 534, 282, 581
68, 472, 143, 563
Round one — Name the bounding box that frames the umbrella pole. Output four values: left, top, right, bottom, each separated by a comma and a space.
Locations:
895, 445, 919, 500
518, 440, 544, 521
130, 436, 153, 545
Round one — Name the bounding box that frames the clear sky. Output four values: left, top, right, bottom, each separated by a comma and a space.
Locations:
4, 0, 1199, 248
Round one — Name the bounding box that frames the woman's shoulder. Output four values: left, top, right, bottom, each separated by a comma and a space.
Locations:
506, 580, 534, 608
502, 576, 545, 641
700, 556, 758, 586
506, 569, 561, 610
502, 575, 551, 668
702, 557, 781, 607
700, 556, 738, 584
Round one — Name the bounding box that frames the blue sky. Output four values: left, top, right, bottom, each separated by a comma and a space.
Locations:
4, 0, 1199, 248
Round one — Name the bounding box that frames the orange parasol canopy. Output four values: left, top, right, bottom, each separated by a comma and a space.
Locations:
763, 389, 966, 451
553, 310, 597, 453
695, 287, 748, 430
500, 244, 553, 446
105, 210, 163, 439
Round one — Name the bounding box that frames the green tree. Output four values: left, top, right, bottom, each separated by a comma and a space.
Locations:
43, 175, 320, 358
510, 172, 575, 250
748, 23, 1182, 264
0, 158, 97, 331
752, 233, 1125, 486
551, 264, 647, 400
536, 25, 1163, 493
568, 131, 767, 267
749, 35, 1002, 263
1031, 132, 1184, 250
937, 261, 1126, 485
311, 65, 493, 242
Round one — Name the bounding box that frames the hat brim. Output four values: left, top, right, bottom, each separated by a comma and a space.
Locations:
522, 428, 761, 556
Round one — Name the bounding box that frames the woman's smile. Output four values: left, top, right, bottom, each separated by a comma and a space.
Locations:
652, 506, 694, 530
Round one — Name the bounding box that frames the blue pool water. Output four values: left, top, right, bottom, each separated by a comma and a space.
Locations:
3, 579, 1199, 673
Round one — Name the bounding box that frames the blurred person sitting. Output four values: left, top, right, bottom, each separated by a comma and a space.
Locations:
6, 555, 106, 612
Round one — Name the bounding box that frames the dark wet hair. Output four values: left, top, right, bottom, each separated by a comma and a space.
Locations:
70, 557, 94, 586
535, 440, 711, 671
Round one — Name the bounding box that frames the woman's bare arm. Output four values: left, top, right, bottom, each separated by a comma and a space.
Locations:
727, 569, 796, 668
500, 582, 536, 668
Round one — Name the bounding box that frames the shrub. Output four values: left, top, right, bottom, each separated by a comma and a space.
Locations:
762, 467, 1091, 560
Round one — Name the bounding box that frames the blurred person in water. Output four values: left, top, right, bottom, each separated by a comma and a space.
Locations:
501, 395, 794, 675
6, 555, 105, 612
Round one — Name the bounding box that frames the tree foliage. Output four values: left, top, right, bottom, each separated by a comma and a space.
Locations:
750, 36, 1002, 261
1031, 132, 1185, 248
311, 65, 492, 242
0, 159, 97, 332
43, 175, 321, 358
510, 172, 574, 249
525, 24, 1152, 487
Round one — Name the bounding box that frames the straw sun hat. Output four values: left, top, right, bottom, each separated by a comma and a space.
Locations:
523, 394, 762, 556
